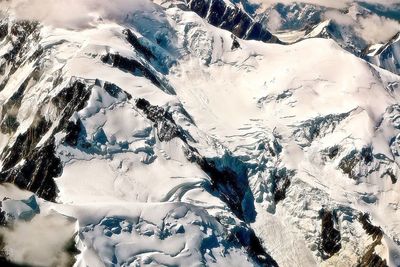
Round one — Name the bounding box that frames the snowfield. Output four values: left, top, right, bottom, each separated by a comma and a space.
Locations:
0, 0, 399, 266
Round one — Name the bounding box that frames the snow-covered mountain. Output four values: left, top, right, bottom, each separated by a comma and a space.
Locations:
256, 1, 400, 74
0, 0, 400, 266
366, 33, 400, 76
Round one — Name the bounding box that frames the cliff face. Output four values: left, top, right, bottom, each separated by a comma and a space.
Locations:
185, 0, 280, 43
367, 33, 400, 75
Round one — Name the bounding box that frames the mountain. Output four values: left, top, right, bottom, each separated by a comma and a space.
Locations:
366, 33, 400, 75
0, 0, 400, 267
257, 1, 400, 74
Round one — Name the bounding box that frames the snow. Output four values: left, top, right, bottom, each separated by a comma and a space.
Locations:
0, 1, 400, 266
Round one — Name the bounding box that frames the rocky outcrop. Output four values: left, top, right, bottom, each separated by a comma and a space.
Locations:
0, 20, 40, 91
0, 21, 8, 42
320, 209, 342, 259
101, 53, 175, 94
366, 32, 400, 76
0, 68, 40, 135
271, 168, 293, 203
231, 226, 279, 266
1, 139, 61, 201
185, 0, 280, 43
135, 98, 181, 142
0, 80, 91, 201
338, 146, 397, 183
124, 29, 155, 61
357, 213, 387, 267
293, 111, 352, 147
259, 2, 324, 31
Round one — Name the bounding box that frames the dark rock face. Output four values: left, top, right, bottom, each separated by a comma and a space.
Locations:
6, 20, 39, 62
320, 210, 342, 258
203, 160, 248, 220
1, 114, 52, 172
327, 145, 340, 159
295, 111, 351, 147
135, 98, 181, 142
0, 20, 40, 91
64, 120, 83, 147
186, 0, 280, 43
101, 53, 174, 94
231, 226, 279, 266
272, 168, 293, 203
357, 213, 387, 267
101, 53, 157, 83
366, 32, 400, 76
359, 213, 382, 240
0, 69, 40, 135
0, 137, 61, 202
381, 169, 397, 184
0, 21, 8, 42
261, 3, 323, 31
337, 146, 395, 182
103, 81, 131, 100
124, 29, 155, 61
184, 147, 255, 221
339, 146, 373, 180
0, 81, 91, 201
231, 35, 241, 50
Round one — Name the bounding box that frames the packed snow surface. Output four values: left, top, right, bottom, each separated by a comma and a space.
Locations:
0, 0, 400, 266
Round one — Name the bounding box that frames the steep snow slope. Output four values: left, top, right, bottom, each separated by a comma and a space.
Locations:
255, 2, 400, 75
0, 1, 399, 267
367, 33, 400, 75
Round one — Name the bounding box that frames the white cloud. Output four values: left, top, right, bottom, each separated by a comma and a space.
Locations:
324, 7, 400, 44
0, 0, 157, 29
0, 212, 76, 267
355, 14, 400, 43
324, 10, 354, 26
250, 0, 400, 9
266, 9, 283, 31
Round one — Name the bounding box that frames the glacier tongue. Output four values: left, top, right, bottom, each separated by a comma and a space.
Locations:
0, 1, 400, 267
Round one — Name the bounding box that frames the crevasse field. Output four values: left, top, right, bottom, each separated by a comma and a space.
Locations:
0, 0, 399, 266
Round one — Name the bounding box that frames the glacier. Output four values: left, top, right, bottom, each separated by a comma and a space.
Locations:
0, 0, 399, 266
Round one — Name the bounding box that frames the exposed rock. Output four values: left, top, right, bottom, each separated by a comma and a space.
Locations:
272, 168, 293, 203
101, 53, 174, 94
359, 213, 382, 240
0, 68, 39, 135
366, 32, 400, 76
1, 114, 52, 172
51, 81, 89, 113
0, 138, 61, 201
231, 35, 240, 50
337, 146, 395, 181
64, 120, 83, 147
186, 0, 280, 43
135, 98, 181, 142
381, 168, 397, 184
327, 146, 340, 159
357, 213, 387, 267
102, 81, 129, 99
0, 20, 40, 91
0, 80, 91, 201
320, 209, 342, 258
123, 29, 155, 60
0, 21, 8, 42
294, 111, 351, 147
231, 226, 279, 266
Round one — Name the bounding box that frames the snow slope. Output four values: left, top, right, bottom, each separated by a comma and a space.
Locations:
0, 0, 399, 266
256, 1, 400, 75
